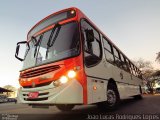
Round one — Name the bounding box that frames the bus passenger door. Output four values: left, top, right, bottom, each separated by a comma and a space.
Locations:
81, 19, 107, 104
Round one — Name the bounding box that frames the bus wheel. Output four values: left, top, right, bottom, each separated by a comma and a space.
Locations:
56, 104, 75, 111
134, 86, 143, 100
134, 95, 142, 100
97, 83, 120, 111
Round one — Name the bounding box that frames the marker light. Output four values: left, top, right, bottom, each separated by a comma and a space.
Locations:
93, 86, 97, 90
70, 10, 75, 14
59, 76, 68, 84
67, 70, 76, 78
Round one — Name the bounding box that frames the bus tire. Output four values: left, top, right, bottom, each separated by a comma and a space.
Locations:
134, 95, 142, 100
56, 104, 74, 111
97, 83, 120, 111
134, 86, 143, 100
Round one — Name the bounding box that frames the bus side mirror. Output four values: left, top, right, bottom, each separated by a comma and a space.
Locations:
16, 45, 20, 55
15, 41, 29, 61
85, 29, 94, 43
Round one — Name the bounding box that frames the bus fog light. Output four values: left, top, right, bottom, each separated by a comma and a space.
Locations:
53, 81, 60, 87
67, 70, 76, 78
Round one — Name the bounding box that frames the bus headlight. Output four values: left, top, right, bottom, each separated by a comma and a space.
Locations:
67, 70, 76, 78
59, 76, 68, 84
53, 70, 76, 87
53, 76, 68, 87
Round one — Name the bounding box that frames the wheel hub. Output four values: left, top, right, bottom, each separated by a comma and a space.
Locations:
107, 90, 116, 106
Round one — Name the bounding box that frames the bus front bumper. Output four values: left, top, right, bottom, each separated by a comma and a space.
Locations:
17, 79, 83, 104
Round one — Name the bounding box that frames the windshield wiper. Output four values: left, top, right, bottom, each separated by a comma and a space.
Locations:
31, 36, 37, 46
33, 35, 43, 57
46, 23, 61, 59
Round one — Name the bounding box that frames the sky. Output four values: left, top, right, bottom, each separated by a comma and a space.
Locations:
0, 0, 160, 88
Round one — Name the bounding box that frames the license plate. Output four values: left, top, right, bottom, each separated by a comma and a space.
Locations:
28, 92, 39, 99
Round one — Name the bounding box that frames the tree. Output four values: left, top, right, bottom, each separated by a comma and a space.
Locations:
133, 58, 156, 94
152, 70, 160, 77
156, 52, 160, 63
3, 85, 17, 97
133, 58, 154, 79
133, 58, 153, 70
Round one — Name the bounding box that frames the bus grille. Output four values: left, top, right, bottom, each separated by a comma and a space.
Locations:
23, 81, 52, 88
20, 65, 60, 78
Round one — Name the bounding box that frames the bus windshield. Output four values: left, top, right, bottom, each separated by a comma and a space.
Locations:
22, 22, 80, 70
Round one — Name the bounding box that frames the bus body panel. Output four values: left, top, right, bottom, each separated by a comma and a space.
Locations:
87, 78, 108, 104
111, 66, 141, 98
85, 56, 142, 102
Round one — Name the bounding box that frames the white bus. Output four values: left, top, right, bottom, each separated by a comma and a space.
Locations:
15, 7, 144, 111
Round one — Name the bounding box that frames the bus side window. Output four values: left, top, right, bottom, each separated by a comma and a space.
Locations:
81, 20, 102, 67
131, 64, 136, 76
120, 53, 126, 70
122, 57, 130, 72
135, 67, 139, 77
103, 37, 114, 64
135, 68, 138, 77
113, 47, 121, 67
126, 60, 132, 74
125, 59, 131, 73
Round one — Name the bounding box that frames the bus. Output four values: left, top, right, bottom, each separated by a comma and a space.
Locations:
15, 7, 144, 111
